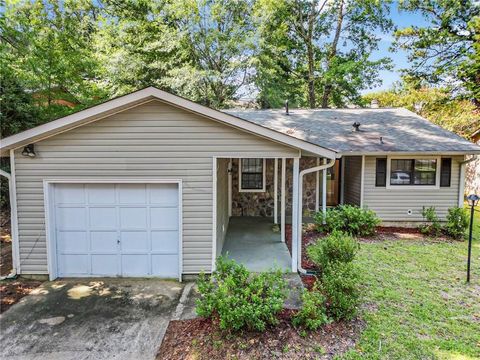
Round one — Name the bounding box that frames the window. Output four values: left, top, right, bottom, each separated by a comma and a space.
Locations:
375, 158, 387, 187
440, 158, 451, 187
390, 159, 437, 186
239, 158, 265, 192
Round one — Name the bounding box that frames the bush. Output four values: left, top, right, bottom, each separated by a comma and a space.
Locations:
292, 282, 329, 330
419, 206, 441, 236
196, 256, 287, 332
322, 262, 360, 321
443, 206, 468, 239
307, 231, 358, 270
314, 205, 380, 236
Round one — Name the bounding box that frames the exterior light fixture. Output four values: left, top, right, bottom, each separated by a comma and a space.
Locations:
466, 194, 479, 283
21, 144, 36, 158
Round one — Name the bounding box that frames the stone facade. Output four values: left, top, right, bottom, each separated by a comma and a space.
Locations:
231, 157, 320, 217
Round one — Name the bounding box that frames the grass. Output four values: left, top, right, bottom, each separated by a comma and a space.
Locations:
341, 207, 480, 359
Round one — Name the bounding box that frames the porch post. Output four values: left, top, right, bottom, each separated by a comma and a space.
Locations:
281, 158, 286, 242
315, 157, 320, 212
322, 158, 327, 216
274, 158, 278, 224
228, 159, 232, 217
291, 157, 300, 272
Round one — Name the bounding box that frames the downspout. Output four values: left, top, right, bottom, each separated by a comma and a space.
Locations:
297, 158, 336, 275
0, 169, 17, 279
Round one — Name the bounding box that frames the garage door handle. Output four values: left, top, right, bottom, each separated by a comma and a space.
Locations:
117, 239, 120, 244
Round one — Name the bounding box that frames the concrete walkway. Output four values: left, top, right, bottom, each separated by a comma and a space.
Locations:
222, 217, 292, 272
0, 279, 184, 360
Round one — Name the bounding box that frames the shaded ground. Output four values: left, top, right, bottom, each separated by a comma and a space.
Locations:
0, 279, 184, 360
158, 310, 365, 360
0, 279, 43, 314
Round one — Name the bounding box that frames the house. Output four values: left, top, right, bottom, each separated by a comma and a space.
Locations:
465, 128, 480, 196
1, 87, 479, 280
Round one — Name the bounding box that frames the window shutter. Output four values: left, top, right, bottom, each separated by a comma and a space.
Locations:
376, 158, 387, 187
440, 158, 451, 187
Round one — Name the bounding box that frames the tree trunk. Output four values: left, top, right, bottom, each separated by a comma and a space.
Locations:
321, 0, 344, 108
307, 43, 315, 108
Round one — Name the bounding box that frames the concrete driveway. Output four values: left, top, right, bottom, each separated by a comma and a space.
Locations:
0, 279, 184, 360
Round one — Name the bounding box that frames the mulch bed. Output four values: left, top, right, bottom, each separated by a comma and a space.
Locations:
0, 279, 43, 313
157, 310, 365, 360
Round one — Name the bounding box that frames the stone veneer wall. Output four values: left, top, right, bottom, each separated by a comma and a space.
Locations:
231, 157, 319, 217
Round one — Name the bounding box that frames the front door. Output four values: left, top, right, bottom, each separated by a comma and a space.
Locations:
326, 160, 340, 206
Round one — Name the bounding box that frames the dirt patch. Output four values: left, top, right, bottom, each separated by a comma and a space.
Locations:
157, 310, 364, 360
0, 279, 43, 313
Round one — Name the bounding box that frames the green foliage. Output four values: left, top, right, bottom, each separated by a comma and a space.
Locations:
292, 283, 329, 330
196, 256, 287, 332
322, 261, 360, 321
307, 231, 358, 270
419, 206, 441, 236
315, 205, 380, 237
443, 207, 469, 240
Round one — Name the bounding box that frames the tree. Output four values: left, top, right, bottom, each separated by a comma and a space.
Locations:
394, 0, 480, 106
254, 0, 393, 108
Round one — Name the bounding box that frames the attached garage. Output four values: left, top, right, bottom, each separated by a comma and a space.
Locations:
45, 181, 182, 279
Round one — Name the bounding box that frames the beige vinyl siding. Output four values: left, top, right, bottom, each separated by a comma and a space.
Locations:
14, 100, 298, 275
363, 156, 463, 222
216, 158, 229, 256
343, 156, 362, 206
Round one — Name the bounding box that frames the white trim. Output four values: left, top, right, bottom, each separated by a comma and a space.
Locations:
274, 158, 278, 224
340, 158, 345, 204
315, 158, 320, 212
360, 155, 365, 208
9, 150, 20, 273
238, 158, 267, 193
459, 160, 466, 207
43, 178, 183, 281
228, 159, 232, 217
0, 87, 336, 158
386, 155, 441, 190
281, 158, 286, 242
291, 158, 300, 272
322, 158, 327, 215
339, 151, 480, 156
212, 158, 217, 271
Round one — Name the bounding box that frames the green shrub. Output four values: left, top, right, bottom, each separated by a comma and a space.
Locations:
314, 205, 380, 236
419, 206, 441, 236
196, 256, 287, 332
443, 206, 468, 239
307, 231, 358, 270
322, 262, 360, 321
292, 282, 329, 330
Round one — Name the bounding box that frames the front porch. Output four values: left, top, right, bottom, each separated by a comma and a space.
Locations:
221, 217, 291, 272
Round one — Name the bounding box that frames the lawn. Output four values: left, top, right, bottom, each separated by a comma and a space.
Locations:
342, 208, 480, 359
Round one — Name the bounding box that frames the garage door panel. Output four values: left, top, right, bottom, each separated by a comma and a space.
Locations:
121, 255, 149, 276
56, 207, 86, 229
118, 184, 146, 204
89, 207, 117, 229
87, 184, 116, 204
59, 254, 89, 275
92, 254, 117, 275
152, 255, 178, 277
120, 231, 148, 252
120, 207, 147, 229
150, 184, 178, 205
55, 184, 85, 204
151, 231, 178, 253
57, 231, 88, 253
91, 231, 118, 252
151, 207, 178, 229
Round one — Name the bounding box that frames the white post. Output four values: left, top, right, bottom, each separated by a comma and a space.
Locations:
228, 159, 232, 217
291, 158, 300, 272
315, 157, 320, 212
274, 158, 278, 224
340, 158, 345, 204
459, 160, 466, 207
322, 158, 327, 216
360, 155, 365, 208
281, 158, 286, 242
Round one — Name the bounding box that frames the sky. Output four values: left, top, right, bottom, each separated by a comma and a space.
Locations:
366, 2, 431, 93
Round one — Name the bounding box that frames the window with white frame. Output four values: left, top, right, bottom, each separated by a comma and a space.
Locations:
389, 158, 437, 186
239, 158, 265, 192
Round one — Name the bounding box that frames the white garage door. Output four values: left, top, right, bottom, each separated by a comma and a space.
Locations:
52, 183, 180, 278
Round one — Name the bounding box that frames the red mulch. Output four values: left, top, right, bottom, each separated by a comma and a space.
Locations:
0, 279, 43, 313
157, 309, 364, 360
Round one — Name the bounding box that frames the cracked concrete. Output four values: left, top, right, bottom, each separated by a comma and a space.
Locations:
0, 279, 184, 360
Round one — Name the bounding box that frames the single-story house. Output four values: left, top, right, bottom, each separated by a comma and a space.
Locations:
1, 87, 479, 280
